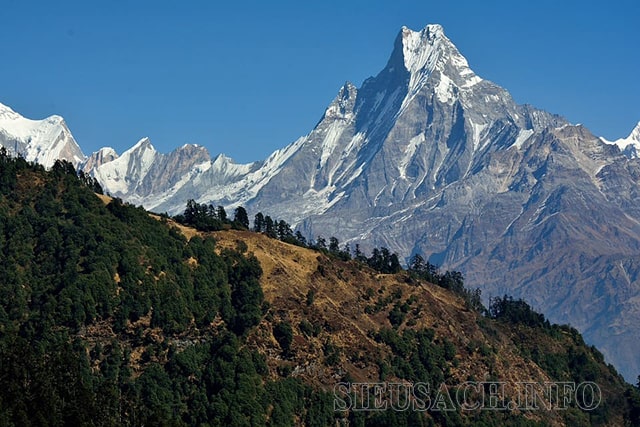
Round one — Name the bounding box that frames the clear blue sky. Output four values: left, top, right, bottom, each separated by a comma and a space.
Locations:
1, 0, 638, 162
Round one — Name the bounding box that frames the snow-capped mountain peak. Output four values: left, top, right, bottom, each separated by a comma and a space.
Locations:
398, 24, 483, 94
128, 137, 155, 153
211, 153, 233, 169
90, 137, 159, 196
601, 121, 640, 158
400, 24, 445, 74
0, 102, 85, 168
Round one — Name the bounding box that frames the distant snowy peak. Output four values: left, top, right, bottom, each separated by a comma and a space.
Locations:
91, 137, 159, 196
128, 136, 156, 154
211, 153, 228, 166
0, 102, 85, 168
0, 101, 64, 144
601, 121, 640, 158
81, 147, 119, 172
87, 138, 226, 212
118, 137, 159, 181
175, 143, 209, 160
205, 153, 258, 184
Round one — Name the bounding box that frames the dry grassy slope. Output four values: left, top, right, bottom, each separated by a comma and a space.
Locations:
212, 231, 552, 385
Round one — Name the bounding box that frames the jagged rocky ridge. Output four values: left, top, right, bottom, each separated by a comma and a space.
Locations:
1, 24, 640, 382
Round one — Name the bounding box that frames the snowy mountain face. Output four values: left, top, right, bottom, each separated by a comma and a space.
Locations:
2, 24, 640, 382
601, 122, 640, 158
0, 102, 85, 168
238, 24, 567, 226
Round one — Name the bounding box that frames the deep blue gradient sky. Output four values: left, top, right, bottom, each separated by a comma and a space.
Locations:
1, 0, 638, 162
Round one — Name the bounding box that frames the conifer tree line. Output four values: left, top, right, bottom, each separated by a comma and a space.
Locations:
173, 200, 405, 274
172, 200, 486, 308
172, 199, 249, 231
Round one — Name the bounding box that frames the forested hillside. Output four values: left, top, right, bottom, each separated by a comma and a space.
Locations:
0, 150, 638, 426
0, 152, 334, 425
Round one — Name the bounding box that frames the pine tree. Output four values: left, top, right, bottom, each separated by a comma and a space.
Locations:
388, 253, 401, 274
409, 253, 426, 273
276, 220, 292, 241
254, 212, 265, 232
264, 216, 276, 238
233, 206, 249, 229
217, 206, 227, 222
328, 237, 340, 254
367, 248, 380, 271
184, 199, 198, 224
342, 243, 351, 258
294, 231, 307, 247
208, 204, 218, 219
316, 236, 327, 250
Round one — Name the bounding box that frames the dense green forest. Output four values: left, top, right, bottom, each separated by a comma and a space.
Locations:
0, 151, 639, 426
0, 153, 334, 426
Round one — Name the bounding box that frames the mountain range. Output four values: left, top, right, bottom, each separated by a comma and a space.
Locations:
1, 23, 640, 382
